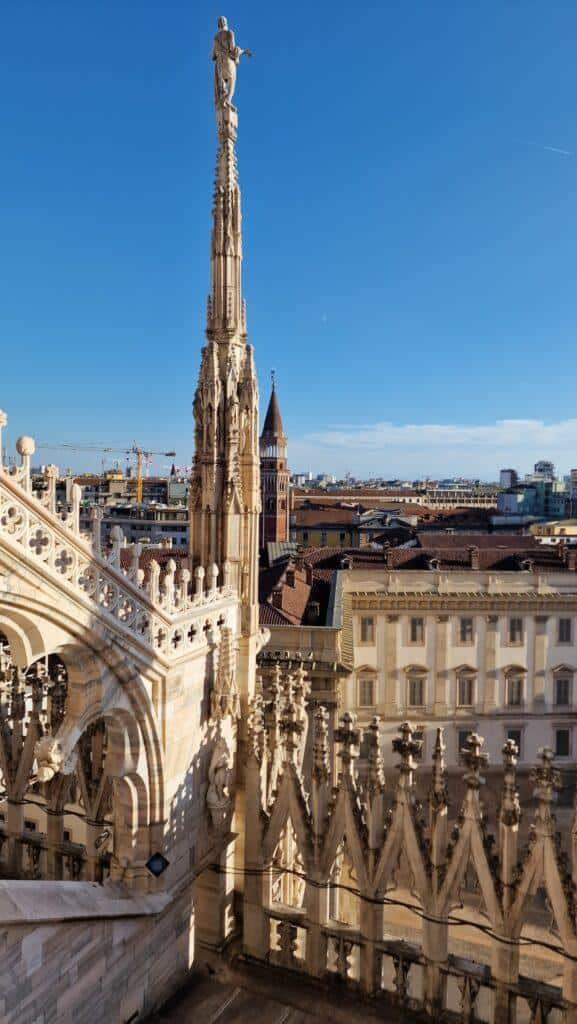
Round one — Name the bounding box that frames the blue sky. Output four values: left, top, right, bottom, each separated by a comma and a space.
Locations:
2, 2, 577, 480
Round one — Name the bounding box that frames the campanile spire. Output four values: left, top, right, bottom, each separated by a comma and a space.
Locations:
190, 18, 260, 658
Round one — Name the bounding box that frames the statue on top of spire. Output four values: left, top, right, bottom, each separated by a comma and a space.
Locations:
212, 16, 251, 111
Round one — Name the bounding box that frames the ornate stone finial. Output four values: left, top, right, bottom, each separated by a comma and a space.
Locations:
367, 716, 386, 794
431, 727, 448, 808
16, 436, 35, 458
335, 711, 361, 778
501, 738, 521, 826
293, 663, 309, 718
312, 705, 330, 782
211, 626, 240, 721
460, 732, 488, 790
392, 721, 422, 788
212, 16, 252, 113
280, 687, 304, 766
531, 746, 561, 812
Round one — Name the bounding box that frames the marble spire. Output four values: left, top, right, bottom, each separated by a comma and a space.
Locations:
190, 18, 260, 660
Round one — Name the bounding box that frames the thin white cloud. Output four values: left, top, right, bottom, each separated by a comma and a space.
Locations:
515, 138, 572, 157
290, 418, 577, 478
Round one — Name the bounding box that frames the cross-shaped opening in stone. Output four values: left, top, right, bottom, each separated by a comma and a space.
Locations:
54, 549, 73, 574
171, 631, 183, 650
29, 529, 50, 556
187, 624, 197, 643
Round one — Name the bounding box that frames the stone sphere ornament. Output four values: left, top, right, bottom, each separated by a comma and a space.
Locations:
16, 436, 36, 457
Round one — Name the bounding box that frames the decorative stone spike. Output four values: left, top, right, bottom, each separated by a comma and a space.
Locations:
430, 727, 447, 808
531, 747, 561, 825
194, 565, 205, 598
312, 706, 330, 782
367, 716, 385, 794
148, 559, 161, 605
108, 525, 124, 569
91, 506, 103, 557
178, 566, 191, 606
460, 732, 488, 790
280, 673, 304, 765
392, 721, 422, 789
334, 711, 360, 779
500, 738, 521, 827
163, 559, 177, 612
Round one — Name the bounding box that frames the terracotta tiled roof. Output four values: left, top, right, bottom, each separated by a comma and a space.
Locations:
293, 508, 358, 527
119, 545, 189, 582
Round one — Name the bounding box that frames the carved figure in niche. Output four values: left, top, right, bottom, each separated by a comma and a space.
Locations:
240, 408, 250, 453
212, 17, 251, 111
206, 736, 232, 829
227, 396, 239, 436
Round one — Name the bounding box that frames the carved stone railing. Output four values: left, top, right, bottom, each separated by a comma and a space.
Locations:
244, 669, 577, 1023
0, 423, 236, 659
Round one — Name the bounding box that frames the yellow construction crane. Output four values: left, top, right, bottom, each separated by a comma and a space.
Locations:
37, 442, 177, 504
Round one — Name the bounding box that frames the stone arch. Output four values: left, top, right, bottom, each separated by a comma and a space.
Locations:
0, 612, 45, 667
0, 602, 166, 886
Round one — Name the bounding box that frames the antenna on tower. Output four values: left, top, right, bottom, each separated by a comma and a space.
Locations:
271, 368, 276, 390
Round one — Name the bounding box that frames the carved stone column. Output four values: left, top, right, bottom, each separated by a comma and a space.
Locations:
533, 616, 548, 711
525, 614, 536, 709
483, 616, 499, 712
433, 615, 449, 716
195, 840, 237, 951
46, 808, 64, 880
5, 799, 24, 876
384, 615, 399, 716
360, 900, 384, 993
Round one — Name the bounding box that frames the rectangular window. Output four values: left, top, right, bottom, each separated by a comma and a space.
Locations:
63, 829, 71, 843
459, 618, 474, 643
507, 729, 522, 758
360, 617, 374, 644
410, 617, 425, 644
408, 676, 424, 706
24, 820, 37, 832
508, 618, 523, 644
358, 676, 375, 707
302, 531, 309, 543
507, 675, 523, 707
458, 729, 472, 753
555, 729, 571, 757
413, 729, 424, 761
559, 618, 572, 644
457, 675, 474, 707
555, 676, 572, 706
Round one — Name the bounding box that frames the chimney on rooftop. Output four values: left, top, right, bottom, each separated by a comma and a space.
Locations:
285, 567, 296, 587
468, 545, 480, 570
305, 564, 313, 586
306, 601, 321, 624
272, 588, 283, 609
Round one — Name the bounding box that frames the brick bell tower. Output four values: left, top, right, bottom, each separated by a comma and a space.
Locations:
259, 372, 290, 547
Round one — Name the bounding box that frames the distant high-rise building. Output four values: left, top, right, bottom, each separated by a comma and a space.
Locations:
260, 376, 290, 547
500, 468, 518, 488
533, 460, 556, 481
